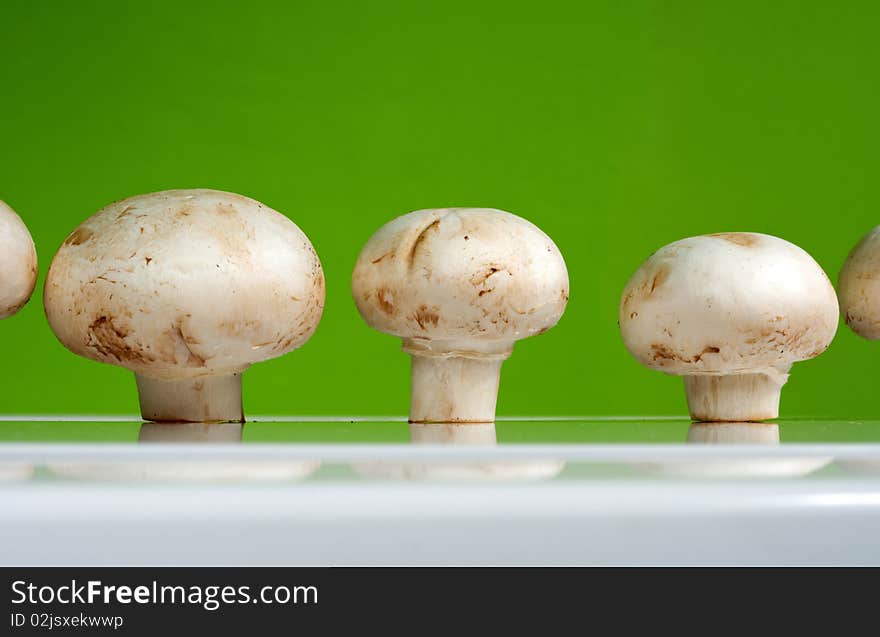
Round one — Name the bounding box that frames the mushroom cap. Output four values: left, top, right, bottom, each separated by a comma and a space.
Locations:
839, 225, 880, 339
351, 208, 569, 344
619, 232, 838, 376
45, 189, 325, 379
0, 200, 38, 319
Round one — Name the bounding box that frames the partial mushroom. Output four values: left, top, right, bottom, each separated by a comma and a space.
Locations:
619, 233, 838, 422
352, 208, 569, 423
0, 200, 38, 318
45, 189, 325, 422
839, 225, 880, 339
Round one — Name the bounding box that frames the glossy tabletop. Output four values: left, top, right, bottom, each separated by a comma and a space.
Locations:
2, 417, 880, 565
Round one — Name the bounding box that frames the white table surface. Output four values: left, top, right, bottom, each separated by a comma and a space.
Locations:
2, 418, 880, 566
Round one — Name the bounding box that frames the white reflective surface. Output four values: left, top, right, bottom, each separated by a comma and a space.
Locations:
2, 417, 880, 565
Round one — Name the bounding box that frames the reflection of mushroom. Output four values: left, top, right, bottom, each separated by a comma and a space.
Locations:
620, 233, 838, 422
354, 422, 566, 481
138, 421, 244, 443
50, 422, 321, 482
44, 189, 325, 423
839, 226, 880, 339
409, 422, 496, 446
639, 422, 831, 479
0, 200, 38, 318
836, 459, 880, 475
0, 463, 33, 482
688, 421, 779, 444
352, 208, 569, 423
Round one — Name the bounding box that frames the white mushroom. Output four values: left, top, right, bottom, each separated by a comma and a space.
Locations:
44, 189, 325, 422
839, 225, 880, 339
619, 233, 838, 422
0, 200, 38, 318
352, 208, 569, 423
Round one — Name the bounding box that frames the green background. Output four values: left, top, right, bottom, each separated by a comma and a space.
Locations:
1, 1, 878, 419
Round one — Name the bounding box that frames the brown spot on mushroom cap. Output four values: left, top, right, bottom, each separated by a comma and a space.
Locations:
168, 323, 206, 367
411, 305, 440, 330
651, 343, 721, 365
472, 265, 506, 287
743, 322, 816, 356
651, 344, 677, 361
375, 286, 396, 315
88, 316, 153, 365
64, 227, 95, 247
649, 266, 669, 294
708, 232, 759, 247
116, 206, 135, 221
692, 346, 720, 363
371, 252, 394, 264
407, 218, 440, 269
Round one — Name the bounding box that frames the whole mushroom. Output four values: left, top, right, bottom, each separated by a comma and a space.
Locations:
352, 208, 569, 423
839, 225, 880, 339
619, 233, 838, 422
45, 189, 325, 422
0, 200, 38, 318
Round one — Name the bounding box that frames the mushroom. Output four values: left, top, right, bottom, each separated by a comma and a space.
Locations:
619, 233, 838, 422
839, 225, 880, 339
0, 200, 38, 318
352, 208, 569, 423
44, 189, 325, 422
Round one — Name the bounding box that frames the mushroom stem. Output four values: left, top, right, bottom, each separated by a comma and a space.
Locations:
135, 373, 244, 423
684, 370, 789, 422
405, 341, 512, 423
